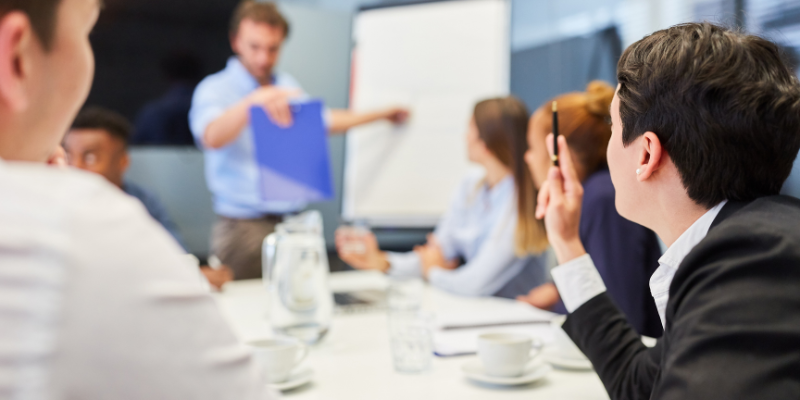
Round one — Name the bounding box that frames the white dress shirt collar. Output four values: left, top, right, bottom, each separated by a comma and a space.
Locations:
650, 200, 728, 327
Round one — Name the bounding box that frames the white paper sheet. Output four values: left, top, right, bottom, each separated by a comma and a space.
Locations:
433, 304, 557, 357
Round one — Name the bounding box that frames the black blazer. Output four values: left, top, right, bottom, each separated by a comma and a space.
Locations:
563, 196, 800, 400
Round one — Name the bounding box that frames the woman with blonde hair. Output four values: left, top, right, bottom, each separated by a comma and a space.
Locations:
336, 97, 552, 297
517, 81, 663, 337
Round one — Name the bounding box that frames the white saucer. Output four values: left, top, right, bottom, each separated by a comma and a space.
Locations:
542, 347, 593, 370
268, 368, 314, 391
461, 359, 552, 386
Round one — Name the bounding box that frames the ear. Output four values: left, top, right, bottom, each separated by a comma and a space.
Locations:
636, 131, 663, 181
0, 12, 35, 113
230, 32, 240, 54
119, 151, 130, 174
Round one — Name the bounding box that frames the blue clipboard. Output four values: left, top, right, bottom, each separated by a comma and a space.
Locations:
250, 100, 334, 202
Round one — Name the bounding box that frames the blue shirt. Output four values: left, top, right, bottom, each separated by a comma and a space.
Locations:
189, 57, 307, 218
122, 181, 187, 251
387, 170, 550, 297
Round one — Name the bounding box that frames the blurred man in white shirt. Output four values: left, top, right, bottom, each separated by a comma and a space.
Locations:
0, 0, 274, 397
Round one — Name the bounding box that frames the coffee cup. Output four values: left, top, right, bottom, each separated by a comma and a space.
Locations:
550, 315, 586, 360
246, 337, 308, 383
477, 333, 542, 377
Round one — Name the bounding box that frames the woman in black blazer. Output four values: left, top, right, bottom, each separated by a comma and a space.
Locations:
536, 23, 800, 400
512, 81, 663, 338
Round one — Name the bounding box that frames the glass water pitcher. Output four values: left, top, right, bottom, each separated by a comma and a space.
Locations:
263, 211, 333, 344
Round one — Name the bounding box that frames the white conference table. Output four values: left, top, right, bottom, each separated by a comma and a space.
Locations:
213, 271, 609, 400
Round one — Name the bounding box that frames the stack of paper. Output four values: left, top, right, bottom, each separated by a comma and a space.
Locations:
433, 304, 557, 357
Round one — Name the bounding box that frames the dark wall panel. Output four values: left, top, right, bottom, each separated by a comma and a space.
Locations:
87, 0, 240, 120
510, 27, 621, 112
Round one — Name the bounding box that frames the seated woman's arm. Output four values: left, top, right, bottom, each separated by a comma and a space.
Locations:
335, 174, 472, 275
425, 207, 537, 297
517, 282, 560, 310
334, 230, 390, 272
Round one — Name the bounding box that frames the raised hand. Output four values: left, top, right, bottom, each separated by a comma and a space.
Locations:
535, 134, 587, 264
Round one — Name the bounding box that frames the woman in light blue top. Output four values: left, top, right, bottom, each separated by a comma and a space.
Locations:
336, 97, 552, 297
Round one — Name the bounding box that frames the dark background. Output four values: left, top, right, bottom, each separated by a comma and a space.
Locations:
88, 0, 240, 121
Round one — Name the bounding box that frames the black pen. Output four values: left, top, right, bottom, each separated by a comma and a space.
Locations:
552, 101, 559, 167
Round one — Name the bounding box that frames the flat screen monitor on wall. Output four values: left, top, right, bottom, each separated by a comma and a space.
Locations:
343, 0, 511, 227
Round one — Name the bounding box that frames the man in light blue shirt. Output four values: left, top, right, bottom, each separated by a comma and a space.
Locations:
189, 1, 408, 279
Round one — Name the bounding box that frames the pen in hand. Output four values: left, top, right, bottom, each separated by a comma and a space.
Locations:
552, 101, 559, 167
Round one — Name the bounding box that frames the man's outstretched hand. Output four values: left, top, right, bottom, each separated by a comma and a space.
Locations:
535, 134, 587, 264
383, 107, 410, 124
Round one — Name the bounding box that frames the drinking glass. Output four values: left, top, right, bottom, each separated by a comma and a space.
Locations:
388, 311, 433, 373
387, 277, 425, 312
336, 220, 371, 254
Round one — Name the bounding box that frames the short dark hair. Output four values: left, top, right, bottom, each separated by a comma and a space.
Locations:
0, 0, 61, 50
71, 107, 132, 148
617, 22, 800, 208
230, 0, 289, 39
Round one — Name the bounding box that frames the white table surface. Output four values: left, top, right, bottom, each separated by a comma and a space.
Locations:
213, 271, 609, 400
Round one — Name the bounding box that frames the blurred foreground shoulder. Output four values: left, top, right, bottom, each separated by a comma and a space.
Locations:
0, 162, 274, 399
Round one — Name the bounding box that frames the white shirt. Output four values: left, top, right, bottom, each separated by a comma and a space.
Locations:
0, 159, 275, 399
387, 171, 550, 296
551, 201, 727, 328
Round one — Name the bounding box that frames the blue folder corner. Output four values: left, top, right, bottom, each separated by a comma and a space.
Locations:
250, 100, 334, 202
